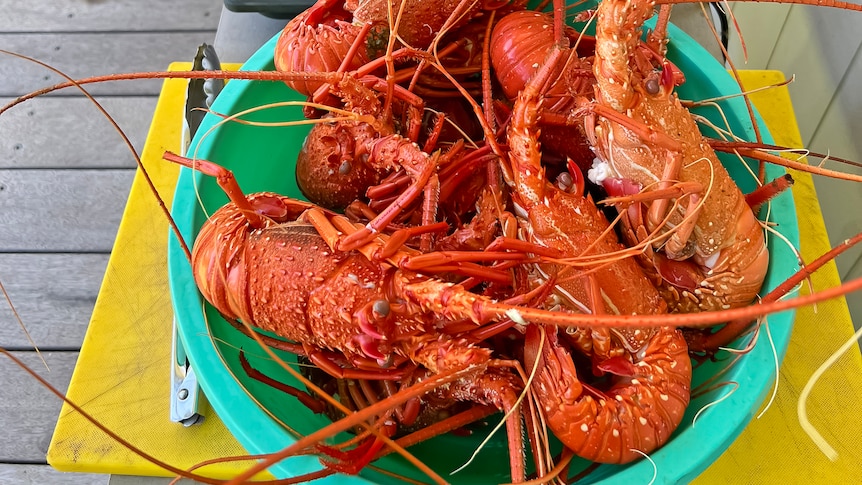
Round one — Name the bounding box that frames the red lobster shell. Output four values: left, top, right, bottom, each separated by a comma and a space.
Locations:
274, 0, 371, 96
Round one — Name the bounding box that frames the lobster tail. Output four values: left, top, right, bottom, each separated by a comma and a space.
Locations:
525, 324, 691, 464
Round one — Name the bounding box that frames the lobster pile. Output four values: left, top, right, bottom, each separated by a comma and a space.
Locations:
160, 0, 845, 482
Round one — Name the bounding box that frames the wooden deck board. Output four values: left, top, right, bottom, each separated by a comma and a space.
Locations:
1, 0, 221, 32
0, 254, 109, 348
0, 352, 79, 462
0, 32, 219, 97
0, 97, 156, 169
0, 464, 107, 484
0, 169, 134, 252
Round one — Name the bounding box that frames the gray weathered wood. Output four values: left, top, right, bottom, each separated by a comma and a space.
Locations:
0, 32, 219, 97
1, 0, 228, 480
0, 97, 156, 169
0, 464, 107, 484
0, 169, 134, 251
0, 351, 79, 462
0, 0, 222, 33
0, 254, 109, 348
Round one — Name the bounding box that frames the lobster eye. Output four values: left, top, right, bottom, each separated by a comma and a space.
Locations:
556, 171, 573, 191
339, 160, 352, 175
645, 77, 660, 95
373, 299, 390, 317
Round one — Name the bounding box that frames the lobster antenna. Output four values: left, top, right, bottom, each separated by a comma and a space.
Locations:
183, 458, 334, 484
225, 365, 483, 485
425, 53, 505, 158
692, 381, 739, 427
0, 68, 350, 119
755, 320, 781, 419
0, 349, 240, 484
690, 351, 745, 398
481, 11, 498, 137
760, 221, 812, 310
718, 0, 747, 62
630, 449, 658, 485
690, 107, 767, 201
379, 0, 411, 122
689, 0, 766, 177
718, 318, 761, 355
418, 16, 506, 198
199, 107, 360, 127
798, 323, 862, 461
711, 143, 862, 182
689, 103, 750, 150
428, 0, 481, 54
686, 75, 794, 107
0, 277, 48, 371
0, 49, 192, 365
190, 100, 364, 134
690, 94, 862, 184
655, 0, 862, 12
423, 107, 481, 149
0, 50, 332, 484
451, 330, 546, 477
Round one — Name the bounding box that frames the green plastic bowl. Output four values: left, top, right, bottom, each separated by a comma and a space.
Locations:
168, 18, 800, 485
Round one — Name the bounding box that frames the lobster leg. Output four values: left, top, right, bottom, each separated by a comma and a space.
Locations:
338, 150, 443, 251
602, 177, 706, 259
239, 351, 328, 414
306, 348, 414, 380
309, 196, 524, 284
745, 173, 795, 213
645, 4, 673, 56
401, 340, 527, 482
162, 152, 270, 228
590, 103, 681, 152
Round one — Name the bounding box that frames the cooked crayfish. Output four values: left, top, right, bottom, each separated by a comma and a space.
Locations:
501, 39, 692, 464
293, 71, 430, 211
163, 151, 537, 480
586, 0, 769, 318
274, 0, 371, 96
490, 9, 598, 169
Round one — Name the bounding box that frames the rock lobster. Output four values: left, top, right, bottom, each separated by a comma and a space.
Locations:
586, 0, 770, 317
501, 35, 693, 463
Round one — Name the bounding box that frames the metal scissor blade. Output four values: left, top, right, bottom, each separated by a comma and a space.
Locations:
171, 43, 224, 426
183, 43, 224, 151
170, 316, 203, 426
